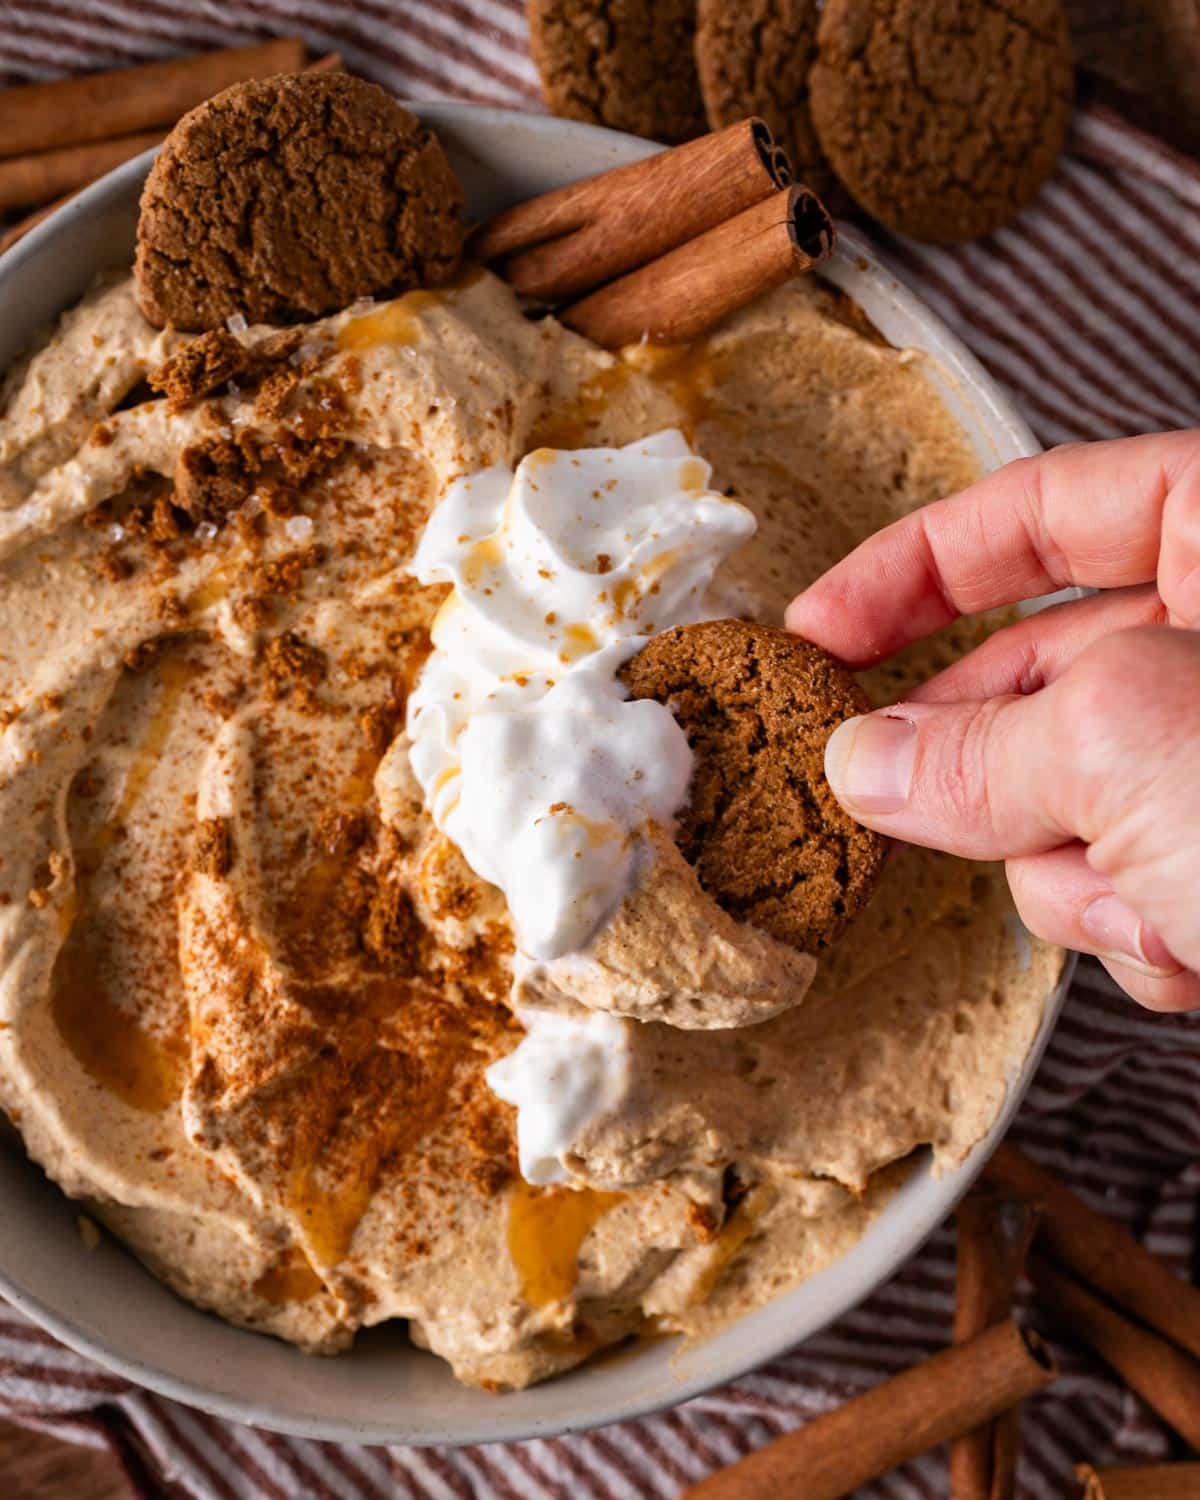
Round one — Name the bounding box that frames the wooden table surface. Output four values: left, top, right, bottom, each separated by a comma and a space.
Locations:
1, 4, 1196, 1497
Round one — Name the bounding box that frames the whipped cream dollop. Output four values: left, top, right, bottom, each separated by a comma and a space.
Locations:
405, 429, 755, 960
486, 1007, 630, 1184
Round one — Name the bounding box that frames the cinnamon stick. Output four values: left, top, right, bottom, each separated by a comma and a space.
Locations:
951, 1193, 1040, 1500
1029, 1253, 1200, 1451
303, 52, 345, 75
0, 39, 306, 160
985, 1143, 1200, 1362
0, 131, 162, 213
1077, 1464, 1200, 1499
475, 118, 791, 303
683, 1321, 1055, 1500
561, 184, 834, 349
0, 191, 72, 255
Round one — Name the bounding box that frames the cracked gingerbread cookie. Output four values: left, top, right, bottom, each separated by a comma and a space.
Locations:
694, 0, 842, 205
620, 619, 887, 954
809, 0, 1073, 243
136, 73, 465, 330
528, 0, 706, 144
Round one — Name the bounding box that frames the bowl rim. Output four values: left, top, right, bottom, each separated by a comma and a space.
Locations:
0, 102, 1074, 1446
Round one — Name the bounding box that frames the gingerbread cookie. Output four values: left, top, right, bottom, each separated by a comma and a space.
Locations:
528, 0, 706, 144
136, 73, 465, 330
694, 0, 842, 205
621, 619, 887, 954
809, 0, 1073, 243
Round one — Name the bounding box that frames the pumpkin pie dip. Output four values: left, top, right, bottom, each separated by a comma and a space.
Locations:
0, 266, 1062, 1388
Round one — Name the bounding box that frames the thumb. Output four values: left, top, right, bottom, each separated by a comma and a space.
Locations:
822, 693, 1074, 861
823, 626, 1200, 980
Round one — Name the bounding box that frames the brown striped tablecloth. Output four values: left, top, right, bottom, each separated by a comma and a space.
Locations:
1, 5, 1199, 1497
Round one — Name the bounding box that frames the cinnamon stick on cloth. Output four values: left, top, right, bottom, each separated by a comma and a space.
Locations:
475, 118, 791, 303
985, 1143, 1200, 1361
0, 38, 306, 159
1077, 1464, 1200, 1499
0, 191, 72, 255
683, 1320, 1055, 1500
562, 184, 834, 349
0, 131, 162, 213
1029, 1253, 1200, 1451
951, 1193, 1041, 1500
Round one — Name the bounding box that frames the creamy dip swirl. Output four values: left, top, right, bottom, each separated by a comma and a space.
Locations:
0, 267, 1062, 1387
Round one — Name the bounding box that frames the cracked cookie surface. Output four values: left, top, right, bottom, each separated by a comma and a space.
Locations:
136, 73, 465, 330
621, 619, 887, 954
528, 0, 706, 144
694, 0, 842, 205
809, 0, 1073, 243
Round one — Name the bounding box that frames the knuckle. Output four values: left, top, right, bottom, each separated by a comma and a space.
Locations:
1055, 637, 1136, 773
1160, 448, 1200, 625
1070, 625, 1200, 728
922, 699, 1007, 839
1056, 625, 1200, 822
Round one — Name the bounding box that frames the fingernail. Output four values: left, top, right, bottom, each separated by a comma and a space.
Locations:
1081, 895, 1182, 977
824, 713, 917, 815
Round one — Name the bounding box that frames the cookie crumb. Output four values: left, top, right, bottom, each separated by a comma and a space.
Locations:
262, 630, 327, 703
175, 435, 255, 525
150, 329, 250, 412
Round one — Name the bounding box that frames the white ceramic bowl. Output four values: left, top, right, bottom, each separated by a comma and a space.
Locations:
0, 104, 1074, 1445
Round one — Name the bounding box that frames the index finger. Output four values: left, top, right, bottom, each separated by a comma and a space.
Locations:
785, 430, 1200, 666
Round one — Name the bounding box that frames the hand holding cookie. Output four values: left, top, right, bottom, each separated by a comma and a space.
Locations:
787, 431, 1200, 1012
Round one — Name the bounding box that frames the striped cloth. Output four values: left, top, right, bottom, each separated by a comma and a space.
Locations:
1, 6, 1199, 1498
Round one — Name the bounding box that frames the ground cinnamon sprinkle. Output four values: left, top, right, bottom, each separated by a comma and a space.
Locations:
288, 375, 351, 442
314, 807, 369, 860
360, 876, 422, 972
68, 341, 529, 1281
193, 816, 234, 878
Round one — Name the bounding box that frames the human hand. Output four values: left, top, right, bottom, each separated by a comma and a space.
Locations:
785, 431, 1200, 1012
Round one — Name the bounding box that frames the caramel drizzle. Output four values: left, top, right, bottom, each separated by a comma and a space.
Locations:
528, 341, 720, 453
51, 655, 199, 1112
507, 1179, 623, 1307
